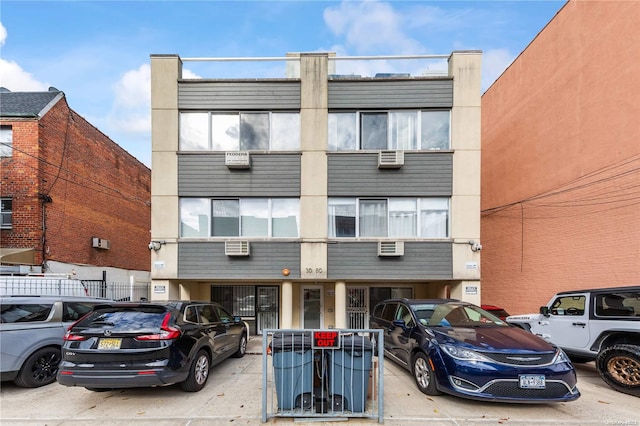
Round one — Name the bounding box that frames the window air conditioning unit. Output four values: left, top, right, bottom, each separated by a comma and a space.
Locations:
225, 151, 251, 169
378, 150, 404, 168
225, 240, 250, 256
378, 241, 404, 256
91, 237, 111, 250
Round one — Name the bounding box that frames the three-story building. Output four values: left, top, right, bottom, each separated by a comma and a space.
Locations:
149, 52, 481, 334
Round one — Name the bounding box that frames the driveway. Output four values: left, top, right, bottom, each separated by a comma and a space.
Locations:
0, 354, 638, 425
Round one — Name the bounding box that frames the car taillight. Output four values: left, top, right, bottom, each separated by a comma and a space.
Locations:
135, 312, 181, 341
63, 331, 88, 341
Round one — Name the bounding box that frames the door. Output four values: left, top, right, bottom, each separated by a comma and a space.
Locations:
347, 287, 369, 329
301, 286, 323, 329
256, 286, 278, 335
196, 304, 228, 360
533, 293, 590, 349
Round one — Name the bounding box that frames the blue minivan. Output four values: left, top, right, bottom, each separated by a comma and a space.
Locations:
370, 298, 580, 403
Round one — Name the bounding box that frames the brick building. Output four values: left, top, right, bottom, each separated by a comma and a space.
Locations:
481, 1, 640, 314
1, 88, 151, 280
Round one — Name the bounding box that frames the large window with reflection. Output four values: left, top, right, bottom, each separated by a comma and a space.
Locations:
180, 112, 300, 151
328, 110, 449, 151
328, 197, 449, 238
180, 198, 299, 238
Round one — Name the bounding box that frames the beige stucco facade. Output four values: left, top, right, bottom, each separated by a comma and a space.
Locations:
150, 51, 482, 332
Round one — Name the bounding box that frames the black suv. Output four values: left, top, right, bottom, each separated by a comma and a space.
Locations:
57, 301, 248, 392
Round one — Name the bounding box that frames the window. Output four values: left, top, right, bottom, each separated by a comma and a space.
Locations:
1, 198, 12, 229
180, 198, 300, 238
328, 197, 449, 238
550, 296, 586, 316
595, 293, 638, 317
328, 110, 449, 151
0, 125, 12, 157
180, 198, 210, 237
62, 302, 102, 322
180, 112, 300, 151
0, 304, 53, 323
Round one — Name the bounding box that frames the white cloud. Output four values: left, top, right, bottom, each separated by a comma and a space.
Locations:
0, 22, 50, 91
182, 68, 201, 79
107, 64, 151, 134
324, 1, 423, 55
0, 22, 6, 46
482, 48, 516, 92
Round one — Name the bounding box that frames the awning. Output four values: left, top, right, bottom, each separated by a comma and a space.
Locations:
0, 248, 36, 265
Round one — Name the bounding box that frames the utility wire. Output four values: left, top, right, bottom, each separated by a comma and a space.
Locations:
0, 140, 150, 207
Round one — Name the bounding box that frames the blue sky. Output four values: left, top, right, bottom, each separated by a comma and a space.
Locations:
0, 0, 565, 167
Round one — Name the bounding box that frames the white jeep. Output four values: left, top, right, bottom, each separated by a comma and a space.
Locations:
507, 286, 640, 397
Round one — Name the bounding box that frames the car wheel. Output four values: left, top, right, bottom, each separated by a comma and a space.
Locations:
180, 350, 210, 392
412, 352, 441, 396
13, 347, 61, 388
232, 333, 247, 358
596, 344, 640, 397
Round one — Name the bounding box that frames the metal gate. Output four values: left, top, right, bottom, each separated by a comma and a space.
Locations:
347, 287, 369, 329
256, 286, 278, 334
262, 329, 384, 423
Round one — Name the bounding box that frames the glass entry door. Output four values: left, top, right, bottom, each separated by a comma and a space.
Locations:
301, 286, 323, 329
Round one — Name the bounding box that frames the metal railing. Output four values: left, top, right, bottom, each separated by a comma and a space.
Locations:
0, 276, 151, 301
261, 328, 384, 423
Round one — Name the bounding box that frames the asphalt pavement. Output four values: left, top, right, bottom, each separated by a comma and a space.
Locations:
0, 336, 638, 425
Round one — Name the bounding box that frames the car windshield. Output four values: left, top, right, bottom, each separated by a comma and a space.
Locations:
411, 302, 507, 327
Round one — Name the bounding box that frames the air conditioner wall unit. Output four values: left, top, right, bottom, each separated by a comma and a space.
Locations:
378, 241, 404, 256
225, 151, 251, 169
225, 240, 250, 256
91, 237, 111, 250
378, 150, 404, 168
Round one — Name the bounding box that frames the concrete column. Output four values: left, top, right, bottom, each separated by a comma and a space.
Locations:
334, 281, 347, 329
448, 51, 483, 285
150, 55, 181, 292
448, 280, 481, 306
299, 53, 329, 280
281, 281, 293, 328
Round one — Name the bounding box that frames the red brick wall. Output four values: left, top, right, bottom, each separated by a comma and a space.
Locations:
2, 96, 151, 271
1, 120, 44, 263
481, 1, 640, 314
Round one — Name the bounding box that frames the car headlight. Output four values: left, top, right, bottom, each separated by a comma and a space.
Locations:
554, 348, 572, 364
441, 344, 492, 362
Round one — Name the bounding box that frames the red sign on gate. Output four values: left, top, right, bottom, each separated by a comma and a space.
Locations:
313, 330, 340, 349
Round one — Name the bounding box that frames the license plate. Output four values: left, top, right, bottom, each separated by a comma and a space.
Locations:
97, 338, 122, 350
519, 374, 546, 389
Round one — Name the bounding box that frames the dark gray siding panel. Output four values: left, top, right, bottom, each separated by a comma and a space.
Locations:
328, 153, 452, 196
178, 81, 301, 110
178, 241, 300, 279
327, 241, 452, 280
178, 153, 301, 197
328, 79, 453, 109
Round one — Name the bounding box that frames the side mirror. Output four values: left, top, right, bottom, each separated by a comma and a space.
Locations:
539, 306, 550, 316
392, 319, 407, 329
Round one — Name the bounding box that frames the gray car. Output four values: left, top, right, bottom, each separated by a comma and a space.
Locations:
0, 295, 109, 387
